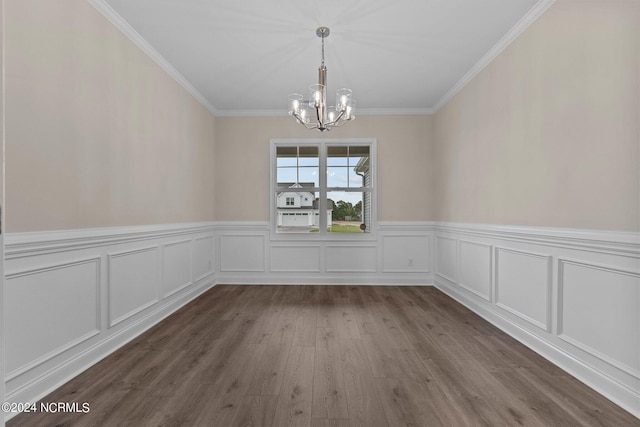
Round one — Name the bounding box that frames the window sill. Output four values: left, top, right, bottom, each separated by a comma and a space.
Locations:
269, 229, 377, 242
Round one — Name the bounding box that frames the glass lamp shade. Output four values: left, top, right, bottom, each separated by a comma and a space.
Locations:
345, 99, 356, 120
309, 84, 325, 108
299, 104, 315, 124
336, 88, 352, 111
288, 93, 303, 115
327, 107, 337, 123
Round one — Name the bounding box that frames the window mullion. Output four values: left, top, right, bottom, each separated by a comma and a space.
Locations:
318, 142, 327, 235
296, 146, 300, 184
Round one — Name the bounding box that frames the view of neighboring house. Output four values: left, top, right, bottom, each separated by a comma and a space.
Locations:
276, 183, 332, 229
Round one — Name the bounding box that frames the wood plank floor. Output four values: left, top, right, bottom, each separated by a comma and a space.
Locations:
8, 285, 639, 427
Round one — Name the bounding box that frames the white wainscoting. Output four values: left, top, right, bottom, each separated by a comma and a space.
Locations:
214, 221, 434, 285
3, 223, 216, 419
5, 220, 639, 420
434, 222, 640, 418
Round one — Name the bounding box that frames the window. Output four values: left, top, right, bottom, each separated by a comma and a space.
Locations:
271, 138, 376, 236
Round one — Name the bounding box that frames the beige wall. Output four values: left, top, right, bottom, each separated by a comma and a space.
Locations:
5, 0, 216, 233
214, 115, 434, 222
433, 0, 639, 231
6, 0, 638, 233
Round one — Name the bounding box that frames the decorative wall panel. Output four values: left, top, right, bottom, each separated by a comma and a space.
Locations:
270, 245, 321, 272
325, 245, 377, 273
162, 240, 192, 298
495, 247, 551, 330
559, 259, 640, 376
5, 258, 100, 377
193, 236, 214, 281
436, 236, 457, 283
459, 240, 492, 301
220, 235, 265, 272
382, 235, 430, 273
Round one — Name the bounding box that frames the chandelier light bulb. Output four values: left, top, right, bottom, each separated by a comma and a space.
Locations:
345, 100, 356, 120
288, 93, 303, 115
328, 108, 336, 122
336, 88, 352, 111
309, 84, 324, 108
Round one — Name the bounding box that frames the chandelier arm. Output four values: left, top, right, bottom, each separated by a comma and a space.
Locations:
292, 111, 304, 125
299, 116, 321, 130
328, 109, 346, 126
292, 111, 315, 129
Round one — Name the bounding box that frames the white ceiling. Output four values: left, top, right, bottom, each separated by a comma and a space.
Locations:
97, 0, 550, 116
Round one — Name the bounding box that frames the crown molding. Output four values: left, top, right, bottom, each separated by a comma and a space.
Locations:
87, 0, 219, 116
88, 0, 554, 119
215, 107, 435, 117
215, 109, 288, 117
431, 0, 556, 113
357, 108, 435, 116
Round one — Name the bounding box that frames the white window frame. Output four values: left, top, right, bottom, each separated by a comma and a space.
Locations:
270, 138, 377, 241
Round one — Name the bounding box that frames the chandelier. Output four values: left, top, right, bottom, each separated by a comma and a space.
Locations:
288, 27, 356, 132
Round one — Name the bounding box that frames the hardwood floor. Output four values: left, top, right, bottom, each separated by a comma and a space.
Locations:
8, 285, 639, 427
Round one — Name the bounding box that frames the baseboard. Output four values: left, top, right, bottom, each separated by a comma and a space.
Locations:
216, 278, 435, 286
